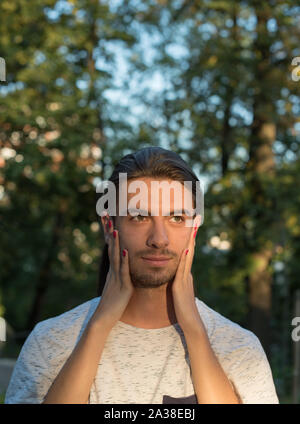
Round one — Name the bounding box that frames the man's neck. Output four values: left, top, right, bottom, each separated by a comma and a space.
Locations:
119, 283, 178, 329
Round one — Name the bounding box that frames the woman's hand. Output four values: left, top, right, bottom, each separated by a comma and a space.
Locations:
172, 215, 204, 334
92, 213, 134, 329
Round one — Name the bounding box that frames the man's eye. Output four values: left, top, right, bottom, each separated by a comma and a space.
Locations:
131, 215, 184, 223
131, 215, 146, 221
171, 216, 184, 223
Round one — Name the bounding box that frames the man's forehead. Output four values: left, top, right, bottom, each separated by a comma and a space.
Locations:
118, 177, 195, 217
120, 177, 191, 193
126, 207, 195, 217
96, 173, 203, 226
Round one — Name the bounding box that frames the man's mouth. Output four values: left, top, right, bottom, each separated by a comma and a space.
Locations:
141, 256, 171, 266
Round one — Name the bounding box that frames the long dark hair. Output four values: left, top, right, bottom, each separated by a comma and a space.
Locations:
96, 147, 202, 296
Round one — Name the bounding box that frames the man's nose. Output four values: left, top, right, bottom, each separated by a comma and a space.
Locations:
146, 221, 169, 249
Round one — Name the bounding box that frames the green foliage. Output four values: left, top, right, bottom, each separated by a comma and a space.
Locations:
0, 391, 5, 404
124, 0, 300, 401
0, 0, 140, 332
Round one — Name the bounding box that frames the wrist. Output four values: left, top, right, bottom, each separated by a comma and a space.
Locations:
180, 318, 207, 338
87, 315, 115, 336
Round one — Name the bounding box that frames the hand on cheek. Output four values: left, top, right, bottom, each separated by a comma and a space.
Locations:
172, 217, 203, 333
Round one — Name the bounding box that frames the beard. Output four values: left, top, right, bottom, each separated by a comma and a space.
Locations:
128, 258, 178, 288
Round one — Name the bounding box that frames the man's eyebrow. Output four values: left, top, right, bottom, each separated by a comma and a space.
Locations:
127, 208, 193, 216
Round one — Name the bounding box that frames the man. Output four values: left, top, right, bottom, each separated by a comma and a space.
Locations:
5, 147, 279, 404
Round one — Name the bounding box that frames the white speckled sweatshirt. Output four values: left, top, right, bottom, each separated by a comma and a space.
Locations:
5, 296, 279, 404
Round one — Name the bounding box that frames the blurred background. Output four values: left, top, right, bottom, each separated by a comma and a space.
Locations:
0, 0, 300, 404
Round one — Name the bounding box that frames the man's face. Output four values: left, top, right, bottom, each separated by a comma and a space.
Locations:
114, 177, 197, 289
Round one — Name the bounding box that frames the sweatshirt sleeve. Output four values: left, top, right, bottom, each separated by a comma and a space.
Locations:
4, 324, 54, 404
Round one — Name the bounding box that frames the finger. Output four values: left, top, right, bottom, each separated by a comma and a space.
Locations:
106, 215, 114, 265
105, 217, 113, 260
107, 229, 112, 262
184, 219, 197, 276
107, 215, 118, 271
174, 246, 189, 287
191, 215, 201, 242
112, 229, 120, 273
120, 248, 131, 289
174, 219, 196, 283
102, 259, 112, 298
194, 214, 202, 230
187, 272, 195, 297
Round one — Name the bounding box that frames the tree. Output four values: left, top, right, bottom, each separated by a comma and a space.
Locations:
129, 0, 300, 362
0, 0, 139, 336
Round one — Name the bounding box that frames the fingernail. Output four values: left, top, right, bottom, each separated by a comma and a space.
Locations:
185, 249, 189, 255
113, 230, 116, 238
108, 220, 112, 228
193, 231, 197, 238
122, 249, 126, 257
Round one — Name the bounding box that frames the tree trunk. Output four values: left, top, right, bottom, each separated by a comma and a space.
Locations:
221, 96, 232, 176
245, 4, 276, 358
26, 212, 63, 331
